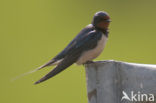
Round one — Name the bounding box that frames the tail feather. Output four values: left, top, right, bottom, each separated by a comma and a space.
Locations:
36, 59, 57, 70
34, 51, 81, 84
34, 56, 77, 84
34, 60, 74, 84
34, 65, 68, 84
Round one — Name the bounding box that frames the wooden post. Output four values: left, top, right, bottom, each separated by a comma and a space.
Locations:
85, 60, 156, 103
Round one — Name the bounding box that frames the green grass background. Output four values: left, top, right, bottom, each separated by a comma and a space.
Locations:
0, 0, 156, 103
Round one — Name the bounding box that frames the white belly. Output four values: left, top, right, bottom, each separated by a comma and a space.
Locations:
76, 34, 107, 65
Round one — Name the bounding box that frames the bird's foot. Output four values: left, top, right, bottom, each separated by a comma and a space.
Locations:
84, 61, 94, 65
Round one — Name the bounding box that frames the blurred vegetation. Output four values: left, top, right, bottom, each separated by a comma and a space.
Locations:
0, 0, 156, 103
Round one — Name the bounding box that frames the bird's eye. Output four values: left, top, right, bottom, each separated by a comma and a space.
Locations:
103, 16, 110, 20
99, 18, 104, 21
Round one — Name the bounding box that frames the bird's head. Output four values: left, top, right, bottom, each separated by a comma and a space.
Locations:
92, 11, 111, 30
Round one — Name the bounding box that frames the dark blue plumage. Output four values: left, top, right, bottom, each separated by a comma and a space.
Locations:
34, 11, 111, 84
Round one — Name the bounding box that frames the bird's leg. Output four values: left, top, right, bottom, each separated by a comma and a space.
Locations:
83, 61, 94, 66
84, 61, 94, 65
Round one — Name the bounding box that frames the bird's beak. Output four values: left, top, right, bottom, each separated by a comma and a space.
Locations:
105, 19, 111, 22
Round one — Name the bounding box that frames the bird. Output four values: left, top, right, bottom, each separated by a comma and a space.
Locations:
34, 11, 111, 84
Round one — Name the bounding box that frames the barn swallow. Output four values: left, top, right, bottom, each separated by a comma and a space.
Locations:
34, 11, 111, 84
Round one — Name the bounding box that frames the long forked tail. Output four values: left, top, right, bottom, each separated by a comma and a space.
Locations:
34, 60, 74, 84
34, 51, 81, 84
36, 59, 57, 70
34, 56, 77, 84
